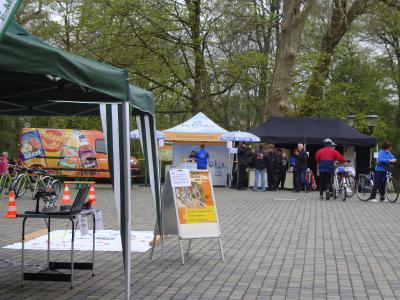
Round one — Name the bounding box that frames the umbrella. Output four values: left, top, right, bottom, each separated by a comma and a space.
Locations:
130, 129, 165, 140
219, 131, 260, 142
219, 131, 260, 188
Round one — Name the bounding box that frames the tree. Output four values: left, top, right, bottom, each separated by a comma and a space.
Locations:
365, 1, 400, 154
300, 0, 370, 116
264, 0, 316, 119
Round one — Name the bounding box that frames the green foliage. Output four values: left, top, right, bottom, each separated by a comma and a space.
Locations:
0, 0, 398, 164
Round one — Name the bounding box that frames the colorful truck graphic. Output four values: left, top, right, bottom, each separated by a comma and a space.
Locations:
18, 128, 140, 178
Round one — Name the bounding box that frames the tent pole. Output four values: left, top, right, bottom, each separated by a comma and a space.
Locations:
122, 101, 131, 300
122, 83, 132, 299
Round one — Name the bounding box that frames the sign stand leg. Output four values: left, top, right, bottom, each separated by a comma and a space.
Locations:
186, 239, 192, 257
179, 239, 185, 265
218, 238, 225, 263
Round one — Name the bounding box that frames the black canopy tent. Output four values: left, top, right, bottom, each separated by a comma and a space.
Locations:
0, 22, 162, 299
250, 116, 377, 175
250, 116, 376, 147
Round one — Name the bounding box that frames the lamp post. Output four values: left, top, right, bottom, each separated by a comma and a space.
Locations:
366, 114, 379, 133
347, 113, 379, 167
346, 114, 355, 127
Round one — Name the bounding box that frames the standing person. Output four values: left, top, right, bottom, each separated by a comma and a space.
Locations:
277, 150, 289, 190
315, 138, 346, 200
0, 152, 9, 174
252, 145, 266, 192
294, 144, 308, 193
195, 144, 209, 170
369, 141, 397, 202
291, 149, 299, 190
265, 146, 279, 191
188, 150, 196, 162
237, 143, 250, 190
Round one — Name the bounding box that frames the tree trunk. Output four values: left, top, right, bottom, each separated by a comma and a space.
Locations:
264, 0, 316, 119
186, 0, 210, 114
301, 0, 369, 116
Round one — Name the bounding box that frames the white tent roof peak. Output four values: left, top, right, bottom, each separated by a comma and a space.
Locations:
164, 112, 228, 134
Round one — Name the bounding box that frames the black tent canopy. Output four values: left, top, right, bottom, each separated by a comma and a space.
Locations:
249, 116, 376, 147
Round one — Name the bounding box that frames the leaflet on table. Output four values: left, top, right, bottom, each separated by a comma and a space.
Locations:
170, 169, 192, 188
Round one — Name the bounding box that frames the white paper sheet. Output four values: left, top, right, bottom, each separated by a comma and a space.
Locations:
3, 230, 153, 253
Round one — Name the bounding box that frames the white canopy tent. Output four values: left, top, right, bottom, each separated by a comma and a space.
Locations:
163, 113, 229, 186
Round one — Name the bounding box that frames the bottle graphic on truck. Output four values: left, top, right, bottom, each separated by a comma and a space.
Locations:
78, 134, 98, 174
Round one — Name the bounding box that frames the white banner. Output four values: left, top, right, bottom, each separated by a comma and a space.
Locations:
0, 0, 21, 40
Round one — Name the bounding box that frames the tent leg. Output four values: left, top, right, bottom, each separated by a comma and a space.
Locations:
121, 101, 132, 300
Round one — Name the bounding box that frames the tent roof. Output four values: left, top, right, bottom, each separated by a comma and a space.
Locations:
249, 116, 376, 147
163, 112, 228, 142
164, 112, 228, 134
0, 22, 154, 116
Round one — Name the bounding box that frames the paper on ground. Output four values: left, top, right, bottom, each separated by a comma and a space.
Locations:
3, 230, 153, 253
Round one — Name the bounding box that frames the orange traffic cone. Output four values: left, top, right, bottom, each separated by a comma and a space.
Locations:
6, 190, 17, 218
60, 183, 72, 210
88, 184, 96, 205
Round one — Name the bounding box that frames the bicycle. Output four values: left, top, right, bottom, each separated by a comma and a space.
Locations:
343, 166, 356, 198
332, 164, 348, 201
0, 168, 14, 195
356, 165, 399, 202
13, 167, 62, 199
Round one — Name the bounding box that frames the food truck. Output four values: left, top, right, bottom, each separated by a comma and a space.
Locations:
18, 128, 140, 178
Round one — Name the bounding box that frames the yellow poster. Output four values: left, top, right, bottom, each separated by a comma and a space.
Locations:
175, 172, 217, 224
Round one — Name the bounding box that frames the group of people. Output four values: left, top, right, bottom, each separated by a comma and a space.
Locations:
237, 143, 309, 193
184, 139, 397, 203
237, 143, 291, 192
236, 138, 398, 203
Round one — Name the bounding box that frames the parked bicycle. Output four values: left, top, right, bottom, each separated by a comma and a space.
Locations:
13, 166, 63, 199
0, 165, 15, 195
356, 166, 399, 202
331, 163, 348, 201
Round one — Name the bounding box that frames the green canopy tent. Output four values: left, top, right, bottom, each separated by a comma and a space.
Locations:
0, 22, 161, 299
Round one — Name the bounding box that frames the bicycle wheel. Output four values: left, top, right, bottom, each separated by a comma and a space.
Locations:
338, 177, 347, 201
348, 175, 356, 190
14, 175, 27, 198
356, 175, 372, 201
386, 177, 399, 203
50, 180, 62, 197
0, 174, 6, 195
345, 175, 356, 198
32, 179, 44, 200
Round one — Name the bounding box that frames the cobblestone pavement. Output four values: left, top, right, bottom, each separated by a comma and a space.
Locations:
0, 185, 400, 299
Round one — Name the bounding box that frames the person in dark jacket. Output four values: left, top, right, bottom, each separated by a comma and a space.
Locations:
315, 138, 346, 200
277, 149, 289, 190
237, 143, 250, 190
369, 141, 397, 202
252, 145, 267, 192
294, 143, 308, 193
291, 148, 299, 190
265, 147, 279, 191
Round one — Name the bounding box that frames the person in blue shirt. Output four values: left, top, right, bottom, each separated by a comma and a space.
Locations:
369, 141, 397, 202
195, 144, 209, 170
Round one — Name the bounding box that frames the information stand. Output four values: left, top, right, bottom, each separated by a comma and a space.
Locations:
150, 169, 224, 264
